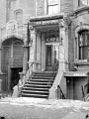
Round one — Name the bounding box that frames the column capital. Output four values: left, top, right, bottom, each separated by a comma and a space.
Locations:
59, 19, 65, 28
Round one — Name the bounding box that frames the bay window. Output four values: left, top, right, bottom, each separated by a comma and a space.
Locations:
78, 30, 89, 60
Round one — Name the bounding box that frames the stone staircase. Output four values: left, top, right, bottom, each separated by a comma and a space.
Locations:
20, 71, 57, 98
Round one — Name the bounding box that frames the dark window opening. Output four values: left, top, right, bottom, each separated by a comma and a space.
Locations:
10, 68, 22, 91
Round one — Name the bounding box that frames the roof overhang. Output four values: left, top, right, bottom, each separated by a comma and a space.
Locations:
30, 14, 64, 27
30, 14, 64, 22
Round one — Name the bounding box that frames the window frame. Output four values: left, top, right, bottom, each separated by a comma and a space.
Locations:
14, 9, 23, 26
78, 0, 89, 7
46, 0, 60, 15
76, 30, 89, 62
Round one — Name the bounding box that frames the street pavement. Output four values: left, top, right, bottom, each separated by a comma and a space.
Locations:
0, 97, 89, 119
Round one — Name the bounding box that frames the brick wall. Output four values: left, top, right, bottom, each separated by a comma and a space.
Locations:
6, 0, 36, 23
36, 0, 44, 16
36, 0, 74, 16
0, 0, 6, 28
60, 0, 73, 14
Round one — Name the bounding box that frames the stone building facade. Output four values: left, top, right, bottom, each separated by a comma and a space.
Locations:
0, 0, 89, 100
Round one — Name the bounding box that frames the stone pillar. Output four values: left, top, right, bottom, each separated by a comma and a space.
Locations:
41, 33, 46, 71
59, 20, 68, 71
0, 36, 3, 74
22, 24, 29, 74
22, 41, 28, 74
0, 48, 2, 74
29, 26, 37, 71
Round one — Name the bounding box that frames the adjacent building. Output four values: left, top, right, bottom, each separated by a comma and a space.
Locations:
0, 0, 89, 100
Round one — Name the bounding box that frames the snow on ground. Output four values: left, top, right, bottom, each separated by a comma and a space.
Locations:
1, 97, 89, 110
0, 97, 89, 119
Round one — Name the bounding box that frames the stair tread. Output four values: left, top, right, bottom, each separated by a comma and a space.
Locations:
29, 79, 53, 81
21, 93, 48, 98
20, 71, 57, 98
22, 90, 49, 94
22, 87, 49, 90
25, 83, 51, 86
33, 71, 57, 74
31, 77, 54, 79
26, 81, 52, 85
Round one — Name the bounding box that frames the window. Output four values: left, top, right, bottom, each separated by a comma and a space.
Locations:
15, 10, 23, 26
47, 0, 59, 15
78, 0, 89, 6
78, 30, 89, 60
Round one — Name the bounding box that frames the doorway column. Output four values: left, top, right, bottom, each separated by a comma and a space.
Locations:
59, 19, 68, 71
22, 23, 29, 74
41, 33, 46, 71
29, 26, 37, 71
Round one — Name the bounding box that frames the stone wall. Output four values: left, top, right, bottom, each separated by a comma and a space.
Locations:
36, 0, 44, 16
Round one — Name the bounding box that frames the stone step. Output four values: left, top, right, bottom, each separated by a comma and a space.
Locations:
20, 71, 57, 98
32, 72, 56, 77
32, 74, 55, 77
21, 93, 48, 98
29, 78, 53, 82
22, 87, 49, 91
24, 83, 51, 88
33, 71, 57, 74
26, 81, 52, 85
21, 90, 49, 94
31, 76, 54, 79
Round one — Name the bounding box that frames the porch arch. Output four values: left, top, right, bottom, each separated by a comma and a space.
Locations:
1, 36, 24, 92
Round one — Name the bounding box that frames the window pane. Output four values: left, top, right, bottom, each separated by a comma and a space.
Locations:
78, 0, 89, 6
48, 0, 58, 5
15, 11, 23, 26
83, 47, 88, 59
48, 5, 58, 15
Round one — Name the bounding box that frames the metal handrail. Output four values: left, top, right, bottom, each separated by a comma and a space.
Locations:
57, 85, 65, 99
18, 61, 34, 89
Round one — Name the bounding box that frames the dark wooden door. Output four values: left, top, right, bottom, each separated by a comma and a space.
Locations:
46, 45, 52, 70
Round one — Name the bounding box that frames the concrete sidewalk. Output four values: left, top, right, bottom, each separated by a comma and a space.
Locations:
0, 97, 89, 119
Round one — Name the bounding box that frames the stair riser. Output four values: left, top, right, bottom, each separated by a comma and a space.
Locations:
20, 71, 57, 98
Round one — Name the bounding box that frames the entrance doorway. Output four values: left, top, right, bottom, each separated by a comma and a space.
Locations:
10, 67, 22, 91
46, 45, 52, 67
46, 45, 59, 71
